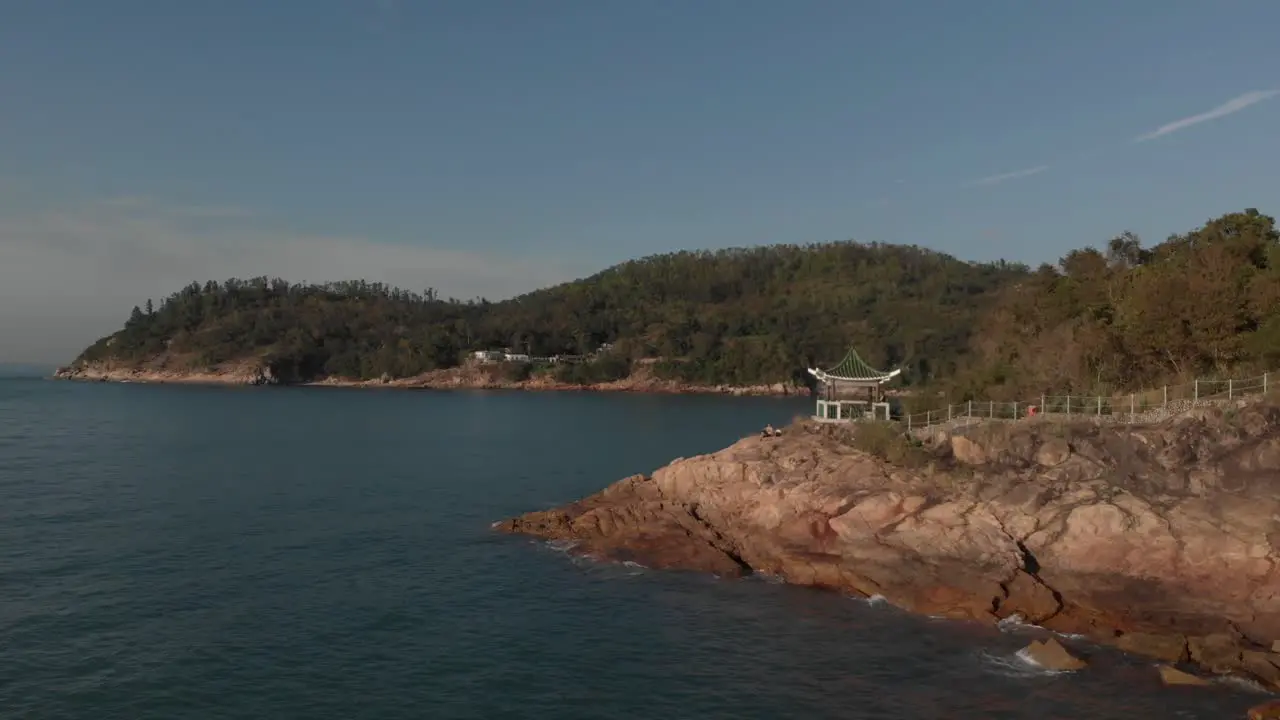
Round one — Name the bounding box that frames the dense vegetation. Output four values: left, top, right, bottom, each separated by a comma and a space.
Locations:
944, 209, 1280, 399
73, 209, 1280, 393
74, 243, 1023, 385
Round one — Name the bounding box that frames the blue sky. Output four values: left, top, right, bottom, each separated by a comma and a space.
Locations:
1, 0, 1278, 362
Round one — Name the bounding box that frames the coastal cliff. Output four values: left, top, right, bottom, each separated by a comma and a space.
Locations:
53, 361, 806, 397
498, 400, 1280, 687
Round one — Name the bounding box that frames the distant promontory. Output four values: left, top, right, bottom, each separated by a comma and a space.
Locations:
57, 209, 1280, 399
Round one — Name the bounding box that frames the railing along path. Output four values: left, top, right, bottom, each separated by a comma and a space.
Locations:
898, 373, 1275, 437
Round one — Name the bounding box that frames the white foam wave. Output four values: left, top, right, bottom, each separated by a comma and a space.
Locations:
976, 649, 1044, 678
1216, 675, 1272, 694
544, 539, 580, 553
977, 647, 1074, 678
540, 541, 652, 579
1014, 646, 1078, 674
749, 572, 785, 585
997, 614, 1033, 630
995, 615, 1094, 648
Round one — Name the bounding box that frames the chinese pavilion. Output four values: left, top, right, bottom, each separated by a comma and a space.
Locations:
808, 347, 902, 422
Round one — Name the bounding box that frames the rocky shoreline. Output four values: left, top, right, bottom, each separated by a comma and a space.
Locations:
497, 401, 1280, 700
51, 363, 807, 397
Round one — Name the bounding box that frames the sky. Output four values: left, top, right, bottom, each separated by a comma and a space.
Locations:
2, 1, 1279, 363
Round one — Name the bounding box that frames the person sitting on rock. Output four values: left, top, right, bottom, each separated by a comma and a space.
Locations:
762, 424, 776, 438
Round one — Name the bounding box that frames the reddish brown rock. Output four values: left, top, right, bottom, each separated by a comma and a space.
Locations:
497, 400, 1280, 685
950, 435, 988, 465
58, 359, 805, 396
1189, 633, 1245, 674
1157, 665, 1210, 686
1241, 650, 1280, 689
1021, 637, 1086, 671
1249, 699, 1280, 720
1034, 438, 1071, 467
1115, 632, 1188, 663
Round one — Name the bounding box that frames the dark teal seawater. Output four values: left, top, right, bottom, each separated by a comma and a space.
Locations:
0, 379, 1265, 719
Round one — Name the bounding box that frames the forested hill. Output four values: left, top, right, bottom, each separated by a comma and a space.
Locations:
68, 208, 1280, 392
947, 208, 1280, 398
69, 241, 1025, 386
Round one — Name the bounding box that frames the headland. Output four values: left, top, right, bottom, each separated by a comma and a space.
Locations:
52, 360, 806, 397
498, 400, 1280, 691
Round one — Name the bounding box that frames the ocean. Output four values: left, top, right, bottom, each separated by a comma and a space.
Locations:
0, 377, 1264, 718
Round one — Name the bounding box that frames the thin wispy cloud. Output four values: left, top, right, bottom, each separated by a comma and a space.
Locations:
1135, 90, 1279, 142
966, 165, 1050, 188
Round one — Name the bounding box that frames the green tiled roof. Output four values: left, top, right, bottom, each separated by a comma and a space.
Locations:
822, 348, 896, 381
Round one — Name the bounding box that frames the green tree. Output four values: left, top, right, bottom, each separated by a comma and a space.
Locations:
75, 210, 1280, 393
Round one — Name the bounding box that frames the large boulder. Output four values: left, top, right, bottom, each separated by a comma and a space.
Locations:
1115, 632, 1188, 663
949, 435, 988, 465
1020, 638, 1086, 671
1034, 438, 1071, 467
1156, 665, 1209, 686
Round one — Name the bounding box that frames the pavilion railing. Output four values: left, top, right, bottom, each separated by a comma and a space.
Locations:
897, 371, 1277, 434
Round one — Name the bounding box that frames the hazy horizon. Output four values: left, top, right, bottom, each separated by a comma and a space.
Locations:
4, 1, 1278, 363
0, 362, 56, 375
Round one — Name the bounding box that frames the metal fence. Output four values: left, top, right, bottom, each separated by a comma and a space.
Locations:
899, 371, 1276, 433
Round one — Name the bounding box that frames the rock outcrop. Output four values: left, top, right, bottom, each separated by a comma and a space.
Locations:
55, 360, 804, 397
498, 401, 1280, 688
54, 360, 278, 386
1157, 665, 1211, 686
1250, 699, 1280, 720
1020, 637, 1086, 671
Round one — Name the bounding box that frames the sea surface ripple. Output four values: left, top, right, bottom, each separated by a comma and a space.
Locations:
0, 378, 1262, 718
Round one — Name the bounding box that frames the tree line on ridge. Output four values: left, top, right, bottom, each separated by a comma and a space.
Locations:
74, 209, 1279, 397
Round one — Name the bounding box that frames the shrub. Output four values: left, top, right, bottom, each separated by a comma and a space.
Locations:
850, 421, 931, 467
479, 361, 532, 382
554, 355, 632, 384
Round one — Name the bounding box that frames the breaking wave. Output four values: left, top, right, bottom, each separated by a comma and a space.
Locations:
976, 647, 1075, 678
